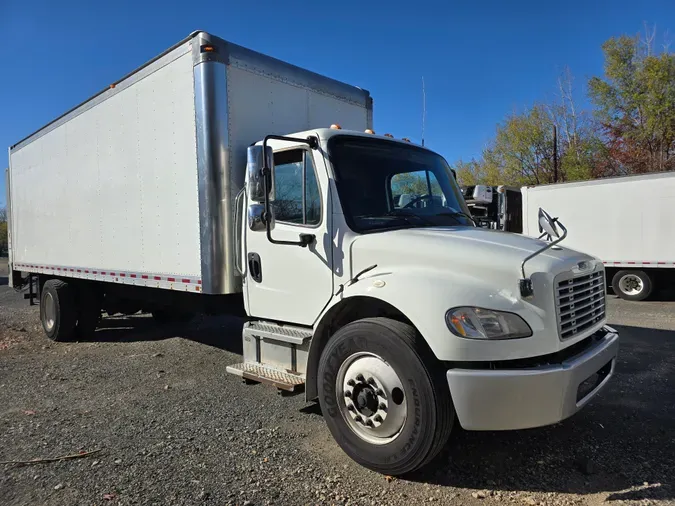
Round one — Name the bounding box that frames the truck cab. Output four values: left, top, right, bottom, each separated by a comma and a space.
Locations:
231, 127, 619, 475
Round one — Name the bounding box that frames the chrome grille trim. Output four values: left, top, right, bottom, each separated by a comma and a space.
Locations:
556, 269, 606, 340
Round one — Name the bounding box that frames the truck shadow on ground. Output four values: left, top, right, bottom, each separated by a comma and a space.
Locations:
86, 314, 245, 355
407, 323, 675, 500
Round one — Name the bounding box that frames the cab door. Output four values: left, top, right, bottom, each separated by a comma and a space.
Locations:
243, 143, 333, 325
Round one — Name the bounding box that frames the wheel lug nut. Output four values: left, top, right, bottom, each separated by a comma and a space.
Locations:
356, 374, 365, 382
347, 379, 355, 387
367, 377, 376, 385
373, 414, 383, 423
365, 418, 374, 427
354, 415, 363, 423
345, 390, 352, 398
347, 403, 355, 412
377, 389, 385, 396
379, 403, 387, 411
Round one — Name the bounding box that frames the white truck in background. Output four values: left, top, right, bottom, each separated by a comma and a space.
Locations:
6, 31, 619, 475
521, 173, 675, 301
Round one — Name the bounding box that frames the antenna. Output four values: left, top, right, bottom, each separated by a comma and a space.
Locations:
421, 76, 426, 147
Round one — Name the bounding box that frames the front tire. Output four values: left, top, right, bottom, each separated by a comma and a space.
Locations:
40, 279, 77, 341
317, 317, 454, 476
612, 270, 652, 301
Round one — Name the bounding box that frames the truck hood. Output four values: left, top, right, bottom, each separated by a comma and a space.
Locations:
349, 226, 594, 279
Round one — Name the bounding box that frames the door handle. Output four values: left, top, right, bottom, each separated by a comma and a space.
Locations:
247, 252, 262, 283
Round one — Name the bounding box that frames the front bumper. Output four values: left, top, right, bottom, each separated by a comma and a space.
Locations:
446, 325, 619, 431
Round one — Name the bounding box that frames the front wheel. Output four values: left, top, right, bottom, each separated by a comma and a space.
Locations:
317, 317, 454, 476
612, 270, 653, 301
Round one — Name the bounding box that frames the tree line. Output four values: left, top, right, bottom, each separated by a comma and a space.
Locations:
454, 26, 675, 187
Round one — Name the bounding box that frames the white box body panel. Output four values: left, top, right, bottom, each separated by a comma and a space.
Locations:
8, 31, 372, 294
226, 64, 370, 204
9, 45, 200, 279
521, 172, 675, 266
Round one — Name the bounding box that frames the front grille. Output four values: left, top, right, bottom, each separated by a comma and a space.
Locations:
556, 270, 606, 340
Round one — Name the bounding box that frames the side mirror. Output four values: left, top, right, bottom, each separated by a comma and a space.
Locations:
248, 203, 274, 232
246, 145, 274, 202
538, 208, 560, 239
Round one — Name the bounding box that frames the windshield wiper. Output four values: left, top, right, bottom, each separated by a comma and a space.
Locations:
436, 211, 476, 226
385, 209, 436, 225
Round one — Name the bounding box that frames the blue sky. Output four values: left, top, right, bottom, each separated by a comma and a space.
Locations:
1, 0, 673, 207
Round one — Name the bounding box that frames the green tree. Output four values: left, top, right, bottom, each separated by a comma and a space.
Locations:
453, 159, 500, 186
481, 104, 558, 185
588, 33, 675, 174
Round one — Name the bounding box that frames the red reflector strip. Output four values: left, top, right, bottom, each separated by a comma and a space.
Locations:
182, 278, 190, 283
154, 276, 161, 281
120, 273, 126, 277
110, 272, 116, 276
142, 275, 149, 279
130, 274, 136, 278
198, 280, 202, 285
167, 277, 176, 282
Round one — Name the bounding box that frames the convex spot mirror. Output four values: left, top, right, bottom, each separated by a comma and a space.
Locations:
538, 208, 560, 239
247, 145, 275, 202
248, 203, 275, 232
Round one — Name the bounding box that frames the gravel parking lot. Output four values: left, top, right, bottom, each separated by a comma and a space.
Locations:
1, 262, 673, 506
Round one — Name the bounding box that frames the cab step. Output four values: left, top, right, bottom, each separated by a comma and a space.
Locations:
246, 321, 312, 345
226, 362, 305, 393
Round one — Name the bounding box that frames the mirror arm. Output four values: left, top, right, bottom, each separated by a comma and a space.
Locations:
519, 219, 567, 297
260, 134, 318, 248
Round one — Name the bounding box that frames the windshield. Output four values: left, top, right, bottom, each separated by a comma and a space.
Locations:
328, 136, 473, 233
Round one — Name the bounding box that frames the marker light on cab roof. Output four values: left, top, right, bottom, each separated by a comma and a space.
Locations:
330, 124, 342, 130
384, 133, 394, 138
365, 129, 375, 134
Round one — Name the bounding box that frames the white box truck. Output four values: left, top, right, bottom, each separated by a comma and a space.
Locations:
521, 172, 675, 301
6, 31, 619, 475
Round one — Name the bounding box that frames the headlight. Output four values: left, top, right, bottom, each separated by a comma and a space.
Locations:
445, 307, 532, 340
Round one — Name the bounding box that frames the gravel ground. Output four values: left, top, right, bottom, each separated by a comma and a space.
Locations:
1, 264, 674, 506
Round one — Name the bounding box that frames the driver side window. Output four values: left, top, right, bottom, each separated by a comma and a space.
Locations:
272, 149, 321, 225
390, 170, 444, 209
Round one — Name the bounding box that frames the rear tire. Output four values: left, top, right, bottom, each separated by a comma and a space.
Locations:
317, 317, 454, 476
612, 270, 652, 301
40, 279, 77, 342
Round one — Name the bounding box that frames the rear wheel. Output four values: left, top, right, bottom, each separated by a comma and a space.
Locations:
40, 279, 77, 341
612, 270, 652, 301
318, 317, 454, 476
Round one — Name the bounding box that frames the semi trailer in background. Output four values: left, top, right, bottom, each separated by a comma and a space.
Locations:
521, 172, 675, 301
6, 30, 619, 475
462, 173, 675, 301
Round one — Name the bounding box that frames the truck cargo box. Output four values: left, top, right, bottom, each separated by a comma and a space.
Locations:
7, 31, 372, 295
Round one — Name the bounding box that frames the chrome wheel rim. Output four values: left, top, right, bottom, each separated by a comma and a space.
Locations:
336, 352, 407, 445
43, 292, 56, 331
619, 274, 643, 296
